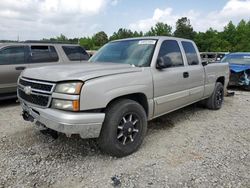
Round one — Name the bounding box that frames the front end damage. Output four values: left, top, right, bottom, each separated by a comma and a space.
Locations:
229, 69, 250, 90
229, 63, 250, 90
239, 70, 250, 89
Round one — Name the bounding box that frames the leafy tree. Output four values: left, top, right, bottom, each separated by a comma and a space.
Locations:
68, 38, 79, 44
79, 37, 94, 50
145, 22, 172, 36
133, 31, 143, 37
56, 34, 68, 42
220, 21, 237, 51
174, 17, 196, 40
109, 28, 135, 41
234, 20, 250, 51
92, 31, 108, 47
15, 18, 250, 52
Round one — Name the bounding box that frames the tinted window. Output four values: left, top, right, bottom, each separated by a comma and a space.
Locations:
182, 41, 199, 65
62, 46, 89, 61
0, 46, 25, 65
158, 40, 184, 67
30, 46, 59, 63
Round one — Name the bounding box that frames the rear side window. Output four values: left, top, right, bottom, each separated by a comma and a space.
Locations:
0, 46, 25, 65
158, 40, 184, 67
182, 41, 199, 65
30, 46, 59, 63
62, 46, 89, 61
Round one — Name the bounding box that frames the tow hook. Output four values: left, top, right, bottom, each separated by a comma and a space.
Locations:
22, 111, 34, 122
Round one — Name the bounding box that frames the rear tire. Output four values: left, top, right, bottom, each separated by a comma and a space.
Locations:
206, 82, 224, 110
244, 85, 250, 91
98, 99, 147, 157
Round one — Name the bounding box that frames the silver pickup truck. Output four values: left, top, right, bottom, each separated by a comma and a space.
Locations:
18, 37, 229, 157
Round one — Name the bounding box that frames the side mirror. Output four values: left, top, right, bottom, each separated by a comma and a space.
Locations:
156, 57, 172, 69
202, 61, 208, 66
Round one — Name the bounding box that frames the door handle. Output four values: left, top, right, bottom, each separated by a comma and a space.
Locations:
15, 66, 26, 70
183, 72, 189, 78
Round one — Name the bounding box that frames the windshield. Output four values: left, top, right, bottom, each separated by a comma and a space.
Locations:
89, 39, 157, 67
221, 54, 250, 65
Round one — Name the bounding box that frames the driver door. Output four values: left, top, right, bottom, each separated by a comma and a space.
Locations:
152, 40, 191, 117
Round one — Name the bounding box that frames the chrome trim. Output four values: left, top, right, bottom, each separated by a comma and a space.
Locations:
18, 89, 52, 109
18, 86, 51, 97
19, 84, 52, 94
19, 77, 56, 94
18, 77, 55, 108
52, 93, 80, 100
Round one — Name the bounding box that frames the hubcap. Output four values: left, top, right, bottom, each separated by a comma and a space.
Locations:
117, 113, 139, 145
216, 88, 223, 106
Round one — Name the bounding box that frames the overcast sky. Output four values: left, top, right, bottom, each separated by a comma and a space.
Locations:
1, 0, 250, 40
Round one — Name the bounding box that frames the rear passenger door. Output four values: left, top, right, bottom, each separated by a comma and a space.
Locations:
28, 45, 59, 68
181, 41, 204, 103
0, 46, 29, 94
152, 40, 191, 117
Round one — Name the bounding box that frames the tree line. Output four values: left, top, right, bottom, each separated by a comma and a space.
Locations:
32, 17, 250, 52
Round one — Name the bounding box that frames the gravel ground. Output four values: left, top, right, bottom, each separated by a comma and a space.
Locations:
0, 90, 249, 188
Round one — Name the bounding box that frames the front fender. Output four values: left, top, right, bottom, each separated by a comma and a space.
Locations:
80, 69, 153, 111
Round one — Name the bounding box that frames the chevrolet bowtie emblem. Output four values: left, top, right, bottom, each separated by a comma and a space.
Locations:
24, 86, 32, 95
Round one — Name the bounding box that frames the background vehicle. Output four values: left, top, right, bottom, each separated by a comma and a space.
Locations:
200, 52, 228, 63
18, 37, 229, 157
221, 52, 250, 90
0, 42, 89, 99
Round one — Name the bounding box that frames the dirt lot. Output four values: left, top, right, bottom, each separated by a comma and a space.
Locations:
0, 90, 249, 188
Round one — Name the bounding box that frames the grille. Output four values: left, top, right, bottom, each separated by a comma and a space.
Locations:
19, 78, 53, 92
18, 77, 55, 107
18, 89, 49, 107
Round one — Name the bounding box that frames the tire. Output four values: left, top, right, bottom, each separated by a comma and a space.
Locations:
98, 99, 147, 157
206, 82, 224, 110
244, 85, 250, 91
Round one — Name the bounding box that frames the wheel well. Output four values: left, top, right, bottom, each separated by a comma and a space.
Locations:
106, 93, 149, 116
216, 76, 225, 85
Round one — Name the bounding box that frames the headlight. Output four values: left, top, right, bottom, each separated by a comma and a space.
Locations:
51, 99, 80, 111
55, 82, 83, 94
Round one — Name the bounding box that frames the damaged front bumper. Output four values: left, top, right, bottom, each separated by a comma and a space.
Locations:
20, 101, 105, 139
229, 65, 250, 90
238, 70, 250, 87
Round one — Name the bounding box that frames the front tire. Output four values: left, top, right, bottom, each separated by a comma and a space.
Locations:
206, 82, 224, 110
98, 99, 147, 157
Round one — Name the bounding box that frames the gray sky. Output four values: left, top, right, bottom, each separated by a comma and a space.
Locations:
1, 0, 250, 40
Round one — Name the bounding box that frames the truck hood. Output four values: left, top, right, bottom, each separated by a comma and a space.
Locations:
21, 62, 142, 82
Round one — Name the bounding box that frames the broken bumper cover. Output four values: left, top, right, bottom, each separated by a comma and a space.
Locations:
229, 64, 250, 87
20, 102, 105, 139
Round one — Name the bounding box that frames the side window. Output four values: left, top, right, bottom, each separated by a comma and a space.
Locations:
0, 46, 25, 65
182, 41, 199, 65
30, 46, 59, 63
158, 40, 184, 67
62, 46, 89, 61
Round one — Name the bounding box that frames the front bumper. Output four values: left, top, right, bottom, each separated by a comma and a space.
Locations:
20, 101, 105, 139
